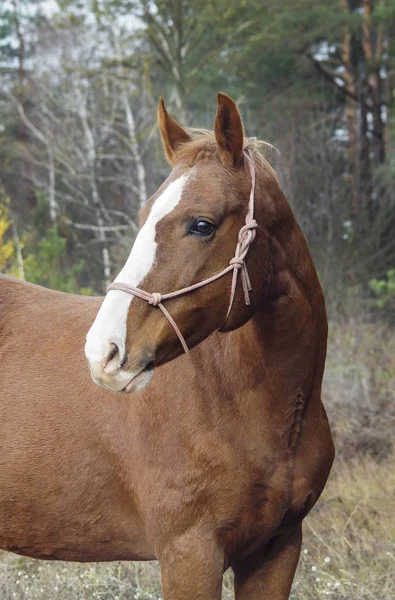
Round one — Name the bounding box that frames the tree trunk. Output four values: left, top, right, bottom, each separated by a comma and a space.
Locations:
79, 99, 111, 290
11, 96, 57, 223
113, 31, 148, 210
339, 0, 360, 210
362, 0, 385, 165
10, 209, 25, 281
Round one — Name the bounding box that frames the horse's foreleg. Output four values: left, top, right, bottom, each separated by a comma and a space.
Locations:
233, 523, 302, 600
159, 529, 224, 600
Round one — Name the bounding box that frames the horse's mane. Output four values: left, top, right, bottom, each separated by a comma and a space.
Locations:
173, 129, 279, 182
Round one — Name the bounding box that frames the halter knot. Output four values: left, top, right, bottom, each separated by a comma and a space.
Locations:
229, 257, 244, 269
238, 220, 258, 244
149, 292, 162, 306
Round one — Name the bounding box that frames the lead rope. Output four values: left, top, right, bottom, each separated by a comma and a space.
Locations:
108, 150, 257, 353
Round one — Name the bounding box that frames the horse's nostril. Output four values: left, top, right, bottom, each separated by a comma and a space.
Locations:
108, 343, 119, 363
104, 343, 120, 372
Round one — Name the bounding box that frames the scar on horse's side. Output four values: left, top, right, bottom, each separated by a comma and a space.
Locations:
0, 93, 334, 600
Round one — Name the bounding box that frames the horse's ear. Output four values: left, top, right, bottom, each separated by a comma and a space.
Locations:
158, 97, 191, 166
214, 92, 245, 167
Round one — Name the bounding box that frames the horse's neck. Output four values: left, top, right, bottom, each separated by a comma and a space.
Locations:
195, 237, 327, 417
228, 303, 323, 398
178, 295, 321, 463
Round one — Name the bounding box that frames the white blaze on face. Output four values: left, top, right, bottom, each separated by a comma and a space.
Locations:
85, 174, 188, 366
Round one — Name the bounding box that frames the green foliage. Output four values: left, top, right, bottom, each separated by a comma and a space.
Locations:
0, 0, 47, 71
370, 270, 395, 308
23, 228, 90, 294
0, 194, 15, 272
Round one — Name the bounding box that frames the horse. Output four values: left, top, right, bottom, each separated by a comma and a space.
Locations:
0, 93, 334, 599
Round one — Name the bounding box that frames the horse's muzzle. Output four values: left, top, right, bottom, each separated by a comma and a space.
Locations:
88, 355, 154, 394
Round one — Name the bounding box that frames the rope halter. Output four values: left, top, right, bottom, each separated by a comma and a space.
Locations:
108, 150, 258, 353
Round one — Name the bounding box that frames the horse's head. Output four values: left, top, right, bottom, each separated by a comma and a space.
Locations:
85, 93, 279, 393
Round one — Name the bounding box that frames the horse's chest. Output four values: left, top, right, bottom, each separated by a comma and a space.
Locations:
215, 459, 292, 555
139, 436, 291, 552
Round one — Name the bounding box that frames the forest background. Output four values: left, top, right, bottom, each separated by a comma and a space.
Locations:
0, 1, 394, 599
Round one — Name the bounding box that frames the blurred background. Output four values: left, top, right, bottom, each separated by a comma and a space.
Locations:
0, 1, 394, 598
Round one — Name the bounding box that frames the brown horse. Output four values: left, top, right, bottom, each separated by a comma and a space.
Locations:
0, 93, 334, 599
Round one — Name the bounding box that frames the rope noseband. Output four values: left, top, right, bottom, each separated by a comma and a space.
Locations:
108, 151, 257, 353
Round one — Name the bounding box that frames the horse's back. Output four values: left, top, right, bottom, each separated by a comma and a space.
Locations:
0, 276, 152, 561
0, 273, 101, 339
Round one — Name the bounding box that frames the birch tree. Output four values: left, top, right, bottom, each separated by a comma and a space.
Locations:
3, 14, 153, 290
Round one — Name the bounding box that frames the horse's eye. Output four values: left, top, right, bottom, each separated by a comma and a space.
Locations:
190, 219, 216, 236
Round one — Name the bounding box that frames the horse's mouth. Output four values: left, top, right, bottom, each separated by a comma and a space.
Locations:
123, 361, 155, 394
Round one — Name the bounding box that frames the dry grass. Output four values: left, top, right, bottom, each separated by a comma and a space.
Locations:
1, 320, 394, 599
324, 320, 395, 462
291, 458, 395, 599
